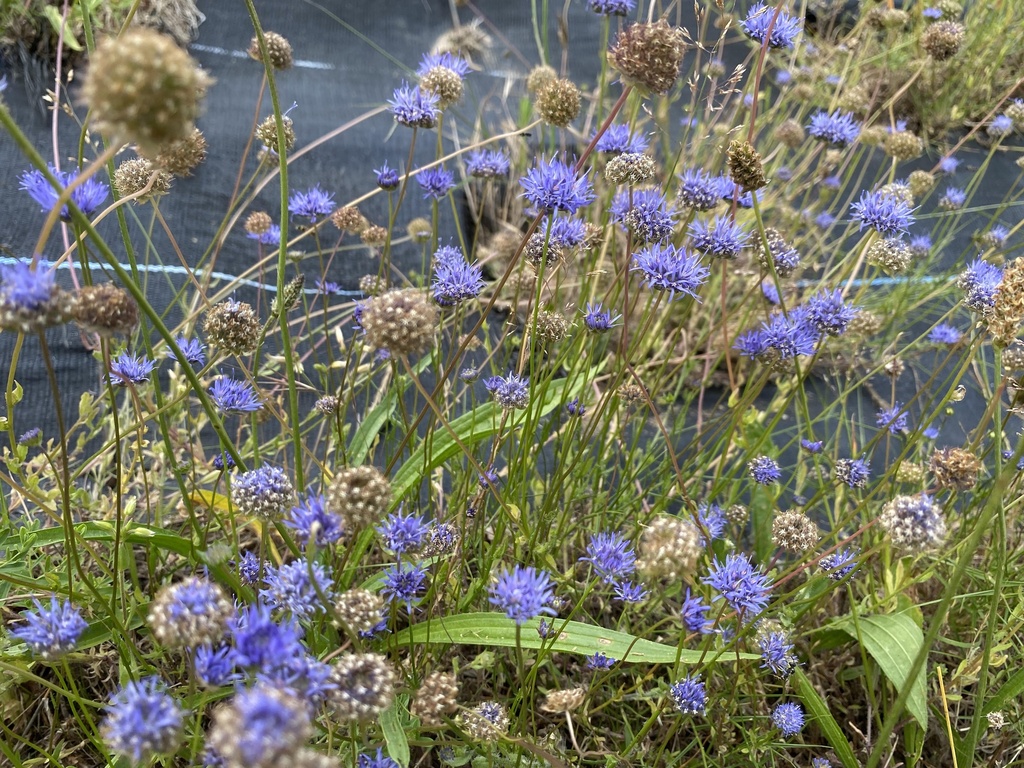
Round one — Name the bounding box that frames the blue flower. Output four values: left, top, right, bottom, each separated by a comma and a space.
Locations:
108, 352, 157, 386
215, 684, 310, 765
417, 52, 470, 78
690, 215, 749, 259
929, 323, 962, 344
923, 426, 940, 440
594, 123, 648, 153
380, 561, 428, 611
209, 377, 263, 413
703, 553, 773, 617
488, 564, 556, 625
741, 2, 802, 49
389, 82, 440, 129
19, 164, 109, 221
260, 559, 334, 621
566, 397, 587, 416
613, 580, 649, 602
484, 372, 530, 409
669, 675, 707, 715
168, 335, 206, 367
418, 166, 455, 199
359, 747, 402, 768
10, 597, 88, 660
285, 493, 343, 548
680, 588, 713, 633
432, 245, 484, 306
587, 0, 636, 15
851, 190, 915, 237
909, 234, 932, 257
101, 677, 185, 764
984, 224, 1010, 248
17, 427, 42, 446
938, 155, 959, 173
815, 211, 836, 228
876, 403, 907, 434
257, 649, 335, 706
939, 186, 967, 209
238, 551, 260, 584
835, 457, 871, 489
377, 511, 430, 555
585, 652, 616, 670
801, 438, 823, 453
611, 188, 674, 243
748, 456, 781, 485
288, 185, 335, 223
230, 604, 305, 670
581, 531, 636, 584
374, 162, 400, 190
520, 157, 595, 214
582, 301, 620, 333
958, 258, 1003, 312
696, 502, 727, 545
547, 216, 588, 248
807, 110, 861, 147
247, 223, 280, 245
761, 280, 780, 304
0, 261, 56, 311
678, 168, 721, 211
819, 547, 859, 580
805, 288, 858, 336
758, 630, 798, 678
772, 701, 805, 737
192, 645, 240, 687
987, 114, 1014, 138
632, 243, 710, 301
465, 149, 510, 178
775, 69, 792, 85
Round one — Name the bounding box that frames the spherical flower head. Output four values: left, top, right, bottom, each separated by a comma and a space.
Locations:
927, 323, 962, 345
204, 299, 261, 355
580, 531, 636, 584
326, 465, 391, 532
690, 215, 749, 259
586, 652, 616, 670
108, 352, 157, 386
377, 511, 430, 555
328, 653, 397, 723
702, 553, 773, 617
758, 630, 798, 678
595, 123, 649, 154
488, 564, 556, 625
820, 547, 859, 580
431, 245, 484, 308
695, 502, 727, 546
939, 186, 967, 210
741, 2, 802, 49
876, 403, 908, 434
380, 561, 428, 611
938, 155, 960, 174
360, 288, 439, 357
879, 494, 946, 550
374, 161, 400, 190
288, 185, 335, 223
608, 19, 686, 95
669, 675, 707, 715
484, 371, 530, 410
418, 166, 455, 200
748, 455, 781, 485
852, 189, 915, 237
465, 149, 510, 178
285, 493, 343, 548
805, 288, 858, 336
678, 168, 721, 211
834, 457, 871, 489
148, 577, 233, 649
958, 258, 1003, 312
191, 644, 240, 688
613, 580, 649, 602
389, 82, 439, 129
9, 596, 88, 660
359, 748, 402, 768
582, 301, 620, 333
0, 261, 57, 312
168, 335, 206, 367
260, 559, 335, 621
632, 243, 709, 301
102, 677, 185, 764
461, 701, 510, 741
987, 114, 1014, 139
611, 187, 674, 244
208, 684, 311, 768
520, 156, 595, 215
209, 377, 263, 414
807, 110, 860, 147
587, 0, 636, 15
772, 701, 805, 737
230, 603, 304, 671
19, 164, 110, 221
231, 465, 295, 520
680, 588, 713, 633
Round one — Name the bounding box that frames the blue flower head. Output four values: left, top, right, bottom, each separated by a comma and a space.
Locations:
702, 553, 773, 617
10, 597, 88, 659
108, 352, 157, 386
376, 511, 430, 555
681, 588, 713, 633
217, 684, 311, 766
611, 188, 674, 243
20, 164, 109, 221
748, 455, 781, 485
417, 52, 470, 78
669, 675, 707, 715
101, 677, 185, 764
594, 123, 648, 153
359, 748, 402, 768
520, 157, 595, 215
587, 0, 636, 15
835, 457, 871, 489
0, 261, 56, 311
288, 185, 335, 223
389, 82, 439, 129
929, 323, 962, 344
260, 559, 334, 621
374, 161, 400, 190
168, 335, 206, 367
805, 288, 858, 336
380, 562, 428, 611
418, 166, 455, 199
772, 701, 805, 737
585, 652, 616, 670
758, 630, 798, 678
285, 493, 343, 548
580, 531, 636, 584
690, 215, 749, 259
958, 258, 1003, 312
209, 377, 263, 414
613, 580, 649, 603
582, 301, 620, 333
876, 403, 908, 434
820, 547, 859, 580
484, 372, 530, 409
741, 2, 802, 49
938, 155, 959, 174
193, 644, 240, 688
247, 223, 280, 246
696, 501, 727, 545
678, 168, 721, 211
488, 565, 556, 625
851, 189, 915, 237
465, 149, 510, 178
432, 245, 484, 307
807, 110, 861, 147
939, 186, 967, 209
230, 603, 304, 671
988, 114, 1014, 138
632, 244, 710, 301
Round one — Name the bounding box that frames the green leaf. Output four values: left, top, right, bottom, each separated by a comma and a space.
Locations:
380, 697, 411, 768
983, 666, 1024, 714
389, 374, 589, 508
349, 391, 397, 466
792, 669, 860, 768
391, 613, 758, 664
834, 613, 928, 728
42, 6, 83, 50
